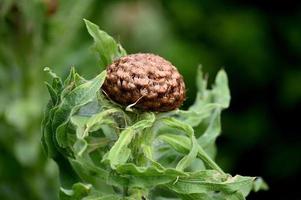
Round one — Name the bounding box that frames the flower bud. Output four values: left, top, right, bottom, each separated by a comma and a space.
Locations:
102, 53, 185, 111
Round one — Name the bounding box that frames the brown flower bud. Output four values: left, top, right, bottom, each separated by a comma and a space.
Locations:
102, 53, 185, 111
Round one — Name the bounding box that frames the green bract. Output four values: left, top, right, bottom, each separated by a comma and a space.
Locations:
42, 20, 267, 200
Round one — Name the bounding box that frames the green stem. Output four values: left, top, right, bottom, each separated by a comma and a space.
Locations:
129, 126, 155, 199
197, 146, 225, 175
131, 130, 148, 166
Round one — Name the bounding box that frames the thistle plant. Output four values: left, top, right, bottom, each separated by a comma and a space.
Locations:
42, 20, 267, 200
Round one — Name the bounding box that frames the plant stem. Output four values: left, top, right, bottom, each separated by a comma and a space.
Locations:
197, 146, 225, 175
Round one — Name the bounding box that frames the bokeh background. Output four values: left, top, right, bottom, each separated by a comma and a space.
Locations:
0, 0, 300, 199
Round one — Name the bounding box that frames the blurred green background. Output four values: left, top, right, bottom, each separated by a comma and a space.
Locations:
0, 0, 300, 199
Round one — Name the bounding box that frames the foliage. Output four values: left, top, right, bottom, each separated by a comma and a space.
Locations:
0, 1, 98, 199
42, 20, 267, 200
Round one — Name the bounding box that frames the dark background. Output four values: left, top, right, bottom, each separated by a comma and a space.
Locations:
0, 0, 300, 199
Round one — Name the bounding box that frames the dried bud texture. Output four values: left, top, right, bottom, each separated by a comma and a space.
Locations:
102, 53, 185, 111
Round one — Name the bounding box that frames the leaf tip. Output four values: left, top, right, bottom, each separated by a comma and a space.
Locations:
84, 18, 98, 32
44, 67, 50, 72
83, 18, 90, 24
217, 68, 228, 79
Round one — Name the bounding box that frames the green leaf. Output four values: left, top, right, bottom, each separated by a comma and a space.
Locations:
167, 171, 254, 198
83, 108, 122, 138
116, 163, 187, 188
70, 115, 89, 139
70, 157, 109, 186
160, 118, 198, 171
45, 82, 58, 105
56, 154, 81, 188
180, 68, 231, 160
177, 193, 223, 200
53, 70, 106, 149
252, 177, 269, 192
84, 19, 127, 68
177, 103, 218, 127
197, 109, 221, 151
83, 194, 122, 200
195, 65, 208, 99
73, 139, 88, 156
158, 134, 190, 154
105, 113, 155, 168
42, 103, 60, 158
64, 67, 77, 86
178, 191, 246, 200
158, 134, 224, 174
60, 182, 92, 200
105, 127, 134, 168
175, 68, 231, 153
212, 69, 231, 109
44, 67, 63, 83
